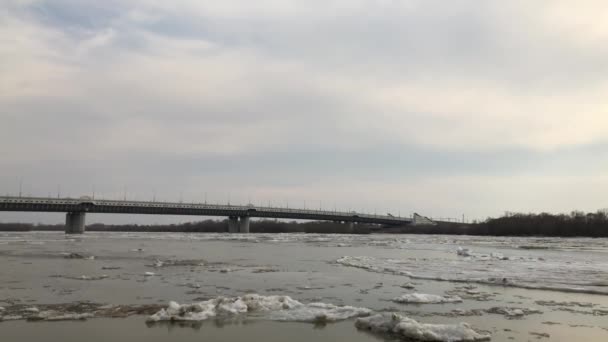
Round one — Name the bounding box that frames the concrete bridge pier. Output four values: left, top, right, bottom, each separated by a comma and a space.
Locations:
65, 212, 86, 234
239, 216, 250, 233
228, 216, 239, 233
346, 221, 354, 233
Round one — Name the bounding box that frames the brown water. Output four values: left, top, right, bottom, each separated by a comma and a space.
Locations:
1, 232, 608, 341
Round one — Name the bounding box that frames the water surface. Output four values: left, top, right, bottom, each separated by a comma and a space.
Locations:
1, 232, 607, 341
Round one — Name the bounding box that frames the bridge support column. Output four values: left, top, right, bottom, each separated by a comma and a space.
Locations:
228, 216, 239, 233
346, 221, 354, 234
239, 216, 250, 233
65, 212, 86, 234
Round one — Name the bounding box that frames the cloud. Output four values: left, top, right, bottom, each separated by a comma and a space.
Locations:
1, 0, 607, 223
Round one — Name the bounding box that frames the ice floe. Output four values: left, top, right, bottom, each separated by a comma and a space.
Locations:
79, 275, 108, 280
31, 311, 94, 321
0, 302, 164, 322
456, 247, 473, 257
252, 268, 280, 273
335, 255, 608, 295
393, 293, 463, 304
445, 286, 496, 301
534, 300, 595, 308
148, 259, 206, 268
485, 307, 542, 318
355, 313, 491, 342
101, 266, 121, 270
456, 247, 534, 261
62, 252, 95, 260
529, 332, 550, 339
147, 294, 372, 323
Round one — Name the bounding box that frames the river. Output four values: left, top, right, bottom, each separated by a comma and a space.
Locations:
1, 232, 607, 341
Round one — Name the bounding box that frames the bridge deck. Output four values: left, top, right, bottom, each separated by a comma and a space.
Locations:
0, 196, 413, 226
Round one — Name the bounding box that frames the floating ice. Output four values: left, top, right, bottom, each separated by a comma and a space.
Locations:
530, 332, 550, 339
144, 272, 155, 276
147, 294, 372, 323
62, 252, 95, 260
335, 255, 608, 295
355, 313, 491, 342
446, 286, 496, 302
252, 268, 280, 273
457, 247, 473, 257
456, 247, 508, 260
485, 307, 542, 318
393, 293, 463, 304
73, 275, 108, 281
45, 312, 94, 321
0, 303, 165, 322
148, 259, 206, 268
534, 300, 595, 308
32, 311, 94, 321
269, 302, 372, 323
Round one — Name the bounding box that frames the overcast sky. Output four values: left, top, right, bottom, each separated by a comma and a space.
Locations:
1, 0, 608, 224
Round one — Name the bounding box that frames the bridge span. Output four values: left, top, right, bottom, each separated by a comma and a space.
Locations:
0, 196, 429, 234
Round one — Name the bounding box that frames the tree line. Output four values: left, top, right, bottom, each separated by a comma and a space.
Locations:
392, 211, 608, 237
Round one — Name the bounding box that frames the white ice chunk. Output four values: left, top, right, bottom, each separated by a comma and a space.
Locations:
393, 293, 463, 304
457, 247, 473, 257
147, 294, 371, 323
45, 312, 94, 321
355, 313, 491, 342
35, 311, 94, 321
485, 306, 542, 318
269, 302, 373, 323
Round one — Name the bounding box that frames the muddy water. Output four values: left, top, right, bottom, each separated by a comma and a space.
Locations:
0, 318, 380, 342
1, 232, 608, 341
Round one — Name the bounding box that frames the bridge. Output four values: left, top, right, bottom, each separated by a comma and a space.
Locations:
0, 196, 431, 234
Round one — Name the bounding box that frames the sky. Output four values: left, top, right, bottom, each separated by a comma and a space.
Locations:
1, 0, 608, 224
